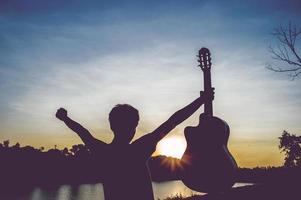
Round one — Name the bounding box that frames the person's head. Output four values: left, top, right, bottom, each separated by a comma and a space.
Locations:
109, 104, 139, 144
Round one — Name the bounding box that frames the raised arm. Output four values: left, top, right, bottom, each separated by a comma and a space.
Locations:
148, 89, 214, 142
56, 108, 105, 150
132, 89, 214, 158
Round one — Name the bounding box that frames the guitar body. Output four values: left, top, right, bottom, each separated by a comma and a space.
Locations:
182, 114, 237, 192
181, 48, 237, 193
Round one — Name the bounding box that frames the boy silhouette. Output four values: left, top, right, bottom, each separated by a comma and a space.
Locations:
56, 89, 214, 200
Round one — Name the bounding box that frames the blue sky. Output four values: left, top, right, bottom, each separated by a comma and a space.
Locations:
0, 0, 300, 167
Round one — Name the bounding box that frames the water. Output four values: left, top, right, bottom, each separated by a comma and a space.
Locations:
1, 181, 252, 200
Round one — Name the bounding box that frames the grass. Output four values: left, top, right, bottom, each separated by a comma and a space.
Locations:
160, 193, 199, 200
161, 182, 301, 200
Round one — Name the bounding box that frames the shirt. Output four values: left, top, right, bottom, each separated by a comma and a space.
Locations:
92, 134, 157, 200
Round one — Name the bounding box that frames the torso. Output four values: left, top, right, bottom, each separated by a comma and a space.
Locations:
94, 143, 155, 200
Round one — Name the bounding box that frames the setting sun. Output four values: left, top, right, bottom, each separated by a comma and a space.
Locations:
157, 136, 187, 159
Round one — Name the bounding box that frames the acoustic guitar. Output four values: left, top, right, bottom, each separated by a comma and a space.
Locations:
181, 48, 238, 193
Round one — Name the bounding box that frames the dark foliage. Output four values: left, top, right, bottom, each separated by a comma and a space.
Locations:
0, 141, 181, 187
1, 136, 301, 191
236, 166, 301, 184
148, 155, 183, 182
279, 130, 301, 167
0, 141, 100, 190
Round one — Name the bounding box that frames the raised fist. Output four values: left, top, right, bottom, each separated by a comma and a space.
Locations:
56, 108, 68, 121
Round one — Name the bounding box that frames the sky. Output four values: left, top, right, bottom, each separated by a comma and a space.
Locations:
0, 0, 300, 167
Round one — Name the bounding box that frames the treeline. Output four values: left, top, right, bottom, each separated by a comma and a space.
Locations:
0, 140, 182, 188
0, 141, 101, 189
237, 167, 301, 184
1, 136, 301, 189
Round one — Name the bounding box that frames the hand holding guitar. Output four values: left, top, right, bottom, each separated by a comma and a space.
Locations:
200, 88, 215, 102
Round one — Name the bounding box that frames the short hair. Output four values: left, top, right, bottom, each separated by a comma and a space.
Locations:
109, 104, 139, 130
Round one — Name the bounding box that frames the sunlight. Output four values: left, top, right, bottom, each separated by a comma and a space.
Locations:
157, 136, 187, 159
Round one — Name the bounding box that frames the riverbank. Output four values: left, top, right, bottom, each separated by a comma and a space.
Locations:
165, 182, 299, 200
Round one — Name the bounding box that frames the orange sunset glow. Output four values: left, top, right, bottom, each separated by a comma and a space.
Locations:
157, 136, 187, 159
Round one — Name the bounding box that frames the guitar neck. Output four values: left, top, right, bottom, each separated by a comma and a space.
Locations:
203, 70, 213, 116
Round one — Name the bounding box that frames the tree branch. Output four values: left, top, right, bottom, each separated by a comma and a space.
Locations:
268, 22, 301, 78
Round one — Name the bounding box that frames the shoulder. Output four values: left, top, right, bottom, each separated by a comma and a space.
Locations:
132, 133, 157, 146
90, 141, 109, 153
131, 134, 157, 159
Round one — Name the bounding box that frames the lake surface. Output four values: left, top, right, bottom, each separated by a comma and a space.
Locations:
1, 181, 252, 200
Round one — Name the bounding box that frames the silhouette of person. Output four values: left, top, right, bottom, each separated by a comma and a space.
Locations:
55, 89, 214, 200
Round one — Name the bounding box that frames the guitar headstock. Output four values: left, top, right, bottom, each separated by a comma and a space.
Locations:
198, 47, 212, 71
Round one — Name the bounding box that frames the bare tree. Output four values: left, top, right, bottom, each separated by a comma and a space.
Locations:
267, 22, 301, 79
